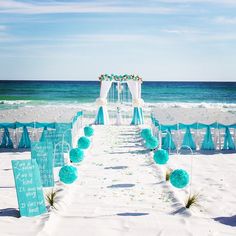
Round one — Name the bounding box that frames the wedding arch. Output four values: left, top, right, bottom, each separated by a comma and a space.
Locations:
94, 74, 144, 125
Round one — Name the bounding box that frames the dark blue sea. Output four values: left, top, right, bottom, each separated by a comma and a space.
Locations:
0, 81, 236, 109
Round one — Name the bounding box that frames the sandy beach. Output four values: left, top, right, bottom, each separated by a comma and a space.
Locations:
0, 104, 235, 236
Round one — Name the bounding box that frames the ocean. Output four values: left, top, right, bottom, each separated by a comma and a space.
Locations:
0, 81, 236, 110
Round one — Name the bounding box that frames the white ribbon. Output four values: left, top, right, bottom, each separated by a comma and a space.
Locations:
133, 98, 144, 107
96, 98, 107, 106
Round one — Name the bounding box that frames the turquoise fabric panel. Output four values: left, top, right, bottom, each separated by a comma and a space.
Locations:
72, 111, 83, 125
140, 108, 144, 124
15, 122, 34, 128
35, 122, 56, 129
11, 159, 47, 217
162, 129, 176, 150
0, 123, 16, 129
131, 107, 144, 125
0, 127, 13, 148
223, 127, 235, 150
201, 126, 215, 150
160, 124, 178, 131
18, 126, 31, 149
95, 106, 105, 125
181, 127, 196, 150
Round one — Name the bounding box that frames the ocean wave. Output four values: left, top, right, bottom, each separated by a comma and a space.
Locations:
0, 100, 31, 105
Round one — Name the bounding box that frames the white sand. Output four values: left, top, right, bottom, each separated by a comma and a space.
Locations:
0, 105, 236, 235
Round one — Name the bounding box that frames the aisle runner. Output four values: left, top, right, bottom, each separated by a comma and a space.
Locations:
40, 126, 178, 236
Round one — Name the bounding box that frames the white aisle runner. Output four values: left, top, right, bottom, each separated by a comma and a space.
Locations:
39, 126, 228, 236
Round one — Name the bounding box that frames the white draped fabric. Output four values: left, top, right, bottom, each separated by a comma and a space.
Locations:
96, 81, 112, 124
100, 81, 112, 99
127, 80, 143, 107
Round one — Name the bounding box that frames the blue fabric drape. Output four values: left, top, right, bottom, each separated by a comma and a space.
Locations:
18, 126, 31, 149
131, 107, 144, 125
162, 129, 176, 150
201, 126, 215, 150
40, 127, 47, 142
223, 127, 235, 150
95, 106, 105, 125
181, 127, 196, 150
0, 127, 13, 148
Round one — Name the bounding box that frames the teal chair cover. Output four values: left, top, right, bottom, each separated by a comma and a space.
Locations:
0, 127, 13, 148
162, 129, 176, 150
201, 126, 215, 150
223, 127, 235, 150
18, 126, 31, 149
181, 127, 196, 150
95, 106, 105, 125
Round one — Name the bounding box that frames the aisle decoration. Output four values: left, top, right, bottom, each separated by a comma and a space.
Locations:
69, 148, 84, 163
95, 74, 144, 125
153, 149, 169, 165
0, 111, 83, 150
170, 169, 189, 189
145, 135, 158, 149
151, 116, 236, 151
141, 128, 152, 139
59, 165, 78, 184
78, 136, 91, 149
84, 126, 94, 137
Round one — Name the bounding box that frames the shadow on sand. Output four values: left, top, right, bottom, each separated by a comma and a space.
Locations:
117, 212, 149, 217
214, 215, 236, 227
0, 208, 20, 218
104, 166, 128, 170
107, 184, 135, 188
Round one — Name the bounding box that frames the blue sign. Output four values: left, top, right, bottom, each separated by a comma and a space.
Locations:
11, 159, 47, 217
43, 129, 71, 153
31, 142, 54, 187
54, 142, 65, 167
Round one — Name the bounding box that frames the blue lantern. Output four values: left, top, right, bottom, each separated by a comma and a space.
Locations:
78, 136, 91, 149
170, 169, 189, 189
154, 149, 169, 165
84, 126, 94, 137
59, 165, 78, 184
69, 148, 84, 163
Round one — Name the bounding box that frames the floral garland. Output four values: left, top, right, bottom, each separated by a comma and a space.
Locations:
99, 74, 142, 81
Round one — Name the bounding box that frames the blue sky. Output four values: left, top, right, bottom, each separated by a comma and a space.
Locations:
0, 0, 236, 81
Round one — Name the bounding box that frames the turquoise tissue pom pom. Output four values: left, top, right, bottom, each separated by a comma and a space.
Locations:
78, 136, 91, 149
154, 149, 169, 165
141, 128, 152, 139
170, 169, 189, 189
69, 148, 84, 163
59, 165, 78, 184
145, 136, 158, 149
84, 126, 94, 137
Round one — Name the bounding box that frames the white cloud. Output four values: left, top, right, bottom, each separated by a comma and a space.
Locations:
0, 0, 177, 14
215, 16, 236, 25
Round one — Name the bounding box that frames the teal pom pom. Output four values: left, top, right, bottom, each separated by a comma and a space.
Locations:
141, 128, 152, 139
78, 136, 91, 149
69, 148, 84, 163
154, 149, 169, 165
59, 165, 78, 184
84, 126, 94, 137
170, 169, 189, 189
145, 136, 158, 149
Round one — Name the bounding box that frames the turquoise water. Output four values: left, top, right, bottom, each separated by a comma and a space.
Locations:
0, 81, 236, 109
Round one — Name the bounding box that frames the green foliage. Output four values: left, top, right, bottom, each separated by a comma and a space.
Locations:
185, 193, 200, 209
165, 168, 172, 181
45, 188, 60, 210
